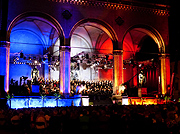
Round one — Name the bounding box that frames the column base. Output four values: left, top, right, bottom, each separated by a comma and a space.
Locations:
61, 93, 70, 98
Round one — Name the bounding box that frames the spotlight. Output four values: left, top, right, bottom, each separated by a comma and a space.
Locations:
34, 60, 37, 64
130, 59, 134, 64
104, 65, 107, 69
29, 57, 31, 60
56, 62, 59, 66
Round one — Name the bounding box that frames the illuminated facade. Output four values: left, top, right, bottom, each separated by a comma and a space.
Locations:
0, 0, 170, 95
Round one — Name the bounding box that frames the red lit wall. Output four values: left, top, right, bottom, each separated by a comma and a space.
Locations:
98, 38, 113, 81
123, 64, 134, 86
99, 38, 113, 58
98, 69, 113, 81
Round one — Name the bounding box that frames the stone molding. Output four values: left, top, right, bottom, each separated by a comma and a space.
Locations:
0, 41, 10, 47
48, 0, 169, 16
60, 45, 71, 51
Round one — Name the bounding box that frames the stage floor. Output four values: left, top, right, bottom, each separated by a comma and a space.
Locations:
112, 95, 158, 105
7, 95, 89, 109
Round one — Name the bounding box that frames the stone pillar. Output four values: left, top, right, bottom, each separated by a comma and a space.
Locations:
113, 49, 123, 94
160, 53, 167, 95
0, 41, 10, 92
59, 45, 71, 96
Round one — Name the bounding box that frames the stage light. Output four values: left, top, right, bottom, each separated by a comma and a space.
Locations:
56, 62, 59, 66
34, 60, 37, 64
29, 57, 31, 60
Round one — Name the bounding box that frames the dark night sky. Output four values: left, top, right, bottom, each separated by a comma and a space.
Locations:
168, 0, 180, 61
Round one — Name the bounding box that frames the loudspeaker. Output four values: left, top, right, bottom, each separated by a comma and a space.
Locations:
115, 16, 124, 26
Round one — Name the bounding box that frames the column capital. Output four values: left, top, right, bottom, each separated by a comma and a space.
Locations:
158, 53, 169, 59
60, 46, 71, 52
0, 41, 10, 47
113, 49, 123, 55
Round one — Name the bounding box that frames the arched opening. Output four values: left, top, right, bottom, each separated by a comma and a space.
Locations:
122, 25, 167, 96
8, 12, 64, 95
70, 20, 116, 81
69, 19, 118, 95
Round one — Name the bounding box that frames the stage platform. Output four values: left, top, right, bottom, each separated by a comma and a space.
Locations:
112, 95, 158, 105
7, 95, 89, 109
128, 97, 158, 105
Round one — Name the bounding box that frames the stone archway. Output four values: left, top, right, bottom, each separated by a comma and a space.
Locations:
70, 18, 118, 43
5, 12, 65, 92
7, 11, 64, 41
70, 19, 122, 94
122, 24, 169, 95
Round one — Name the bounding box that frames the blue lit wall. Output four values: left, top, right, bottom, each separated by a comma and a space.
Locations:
0, 47, 7, 77
0, 46, 9, 91
10, 30, 44, 54
9, 17, 61, 82
10, 29, 44, 82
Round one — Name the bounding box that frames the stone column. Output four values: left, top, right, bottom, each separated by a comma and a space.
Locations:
113, 49, 123, 94
160, 53, 167, 95
0, 41, 10, 92
59, 45, 71, 96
